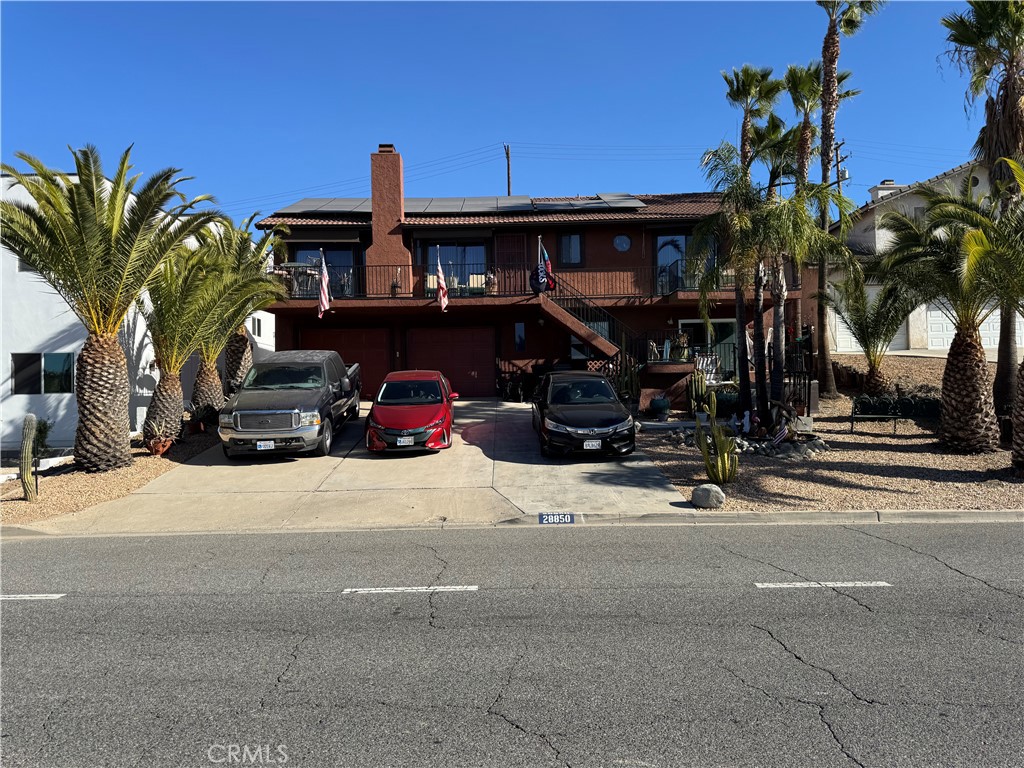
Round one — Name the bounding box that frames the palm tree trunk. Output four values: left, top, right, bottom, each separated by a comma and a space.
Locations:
770, 257, 787, 402
735, 282, 753, 418
1012, 357, 1024, 477
817, 18, 841, 399
223, 326, 253, 396
993, 301, 1018, 417
941, 327, 1000, 453
143, 369, 184, 442
752, 262, 770, 424
864, 366, 891, 397
74, 334, 132, 472
192, 358, 224, 420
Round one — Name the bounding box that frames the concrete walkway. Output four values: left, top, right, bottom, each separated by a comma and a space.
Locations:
25, 400, 690, 536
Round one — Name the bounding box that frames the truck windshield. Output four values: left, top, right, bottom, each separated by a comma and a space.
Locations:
242, 365, 324, 390
377, 380, 442, 405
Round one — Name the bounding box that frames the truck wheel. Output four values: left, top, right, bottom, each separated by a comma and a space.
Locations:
315, 419, 333, 456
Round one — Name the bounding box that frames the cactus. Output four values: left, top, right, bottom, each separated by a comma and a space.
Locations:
693, 391, 738, 485
20, 414, 37, 502
688, 369, 708, 415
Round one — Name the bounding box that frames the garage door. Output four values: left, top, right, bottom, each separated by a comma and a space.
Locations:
301, 327, 391, 395
829, 307, 908, 353
927, 303, 1024, 349
407, 327, 496, 397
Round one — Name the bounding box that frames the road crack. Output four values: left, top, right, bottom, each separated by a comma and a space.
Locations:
806, 702, 866, 768
717, 543, 875, 612
487, 642, 571, 767
419, 545, 450, 629
259, 633, 309, 710
843, 526, 1024, 602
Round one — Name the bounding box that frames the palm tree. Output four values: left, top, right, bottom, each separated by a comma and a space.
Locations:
942, 0, 1024, 419
815, 0, 886, 398
140, 245, 224, 442
189, 218, 285, 422
0, 146, 220, 471
941, 157, 1024, 473
879, 180, 1001, 453
819, 266, 917, 395
719, 65, 785, 417
785, 62, 859, 332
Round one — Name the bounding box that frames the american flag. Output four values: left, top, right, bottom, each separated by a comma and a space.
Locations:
537, 236, 553, 291
317, 249, 331, 318
436, 251, 449, 312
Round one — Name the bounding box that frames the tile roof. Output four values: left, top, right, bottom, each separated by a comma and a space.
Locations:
256, 193, 721, 229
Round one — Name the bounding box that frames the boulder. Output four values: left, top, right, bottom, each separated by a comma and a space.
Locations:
692, 484, 726, 509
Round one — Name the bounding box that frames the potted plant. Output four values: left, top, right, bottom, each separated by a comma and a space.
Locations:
146, 420, 176, 457
390, 267, 402, 297
485, 270, 497, 295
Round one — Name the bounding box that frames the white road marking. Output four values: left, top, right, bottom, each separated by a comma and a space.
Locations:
756, 581, 891, 589
342, 586, 479, 595
0, 594, 66, 600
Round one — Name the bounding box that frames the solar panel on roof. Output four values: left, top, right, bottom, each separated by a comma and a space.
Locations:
597, 193, 646, 209
403, 198, 430, 213
568, 199, 611, 210
495, 196, 534, 212
459, 197, 500, 213
276, 198, 337, 214
422, 199, 464, 213
316, 198, 371, 212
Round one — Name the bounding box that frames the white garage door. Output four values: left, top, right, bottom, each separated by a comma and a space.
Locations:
828, 290, 909, 354
927, 304, 1024, 350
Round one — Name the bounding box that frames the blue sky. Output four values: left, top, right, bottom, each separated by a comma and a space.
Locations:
2, 1, 981, 222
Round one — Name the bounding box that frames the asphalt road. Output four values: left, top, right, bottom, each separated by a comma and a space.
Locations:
2, 523, 1022, 768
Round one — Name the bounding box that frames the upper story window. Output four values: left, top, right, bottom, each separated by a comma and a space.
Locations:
416, 241, 488, 289
11, 353, 74, 395
251, 316, 262, 337
558, 233, 583, 267
655, 233, 717, 292
293, 245, 361, 297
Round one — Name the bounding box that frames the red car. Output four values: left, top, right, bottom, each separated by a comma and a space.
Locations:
365, 370, 459, 452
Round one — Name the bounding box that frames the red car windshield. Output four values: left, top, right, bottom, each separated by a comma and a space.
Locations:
377, 380, 443, 405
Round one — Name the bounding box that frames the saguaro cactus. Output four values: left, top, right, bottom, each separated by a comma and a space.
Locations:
20, 414, 37, 502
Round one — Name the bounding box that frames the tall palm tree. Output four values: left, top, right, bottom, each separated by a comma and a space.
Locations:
940, 157, 1024, 473
720, 65, 785, 417
943, 0, 1024, 418
815, 0, 886, 398
819, 266, 917, 395
785, 62, 859, 332
140, 245, 224, 441
879, 180, 1001, 453
190, 219, 285, 422
0, 146, 220, 471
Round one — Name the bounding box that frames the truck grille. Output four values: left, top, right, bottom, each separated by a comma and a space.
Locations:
236, 411, 297, 431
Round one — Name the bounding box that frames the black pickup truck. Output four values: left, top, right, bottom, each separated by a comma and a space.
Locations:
218, 350, 361, 458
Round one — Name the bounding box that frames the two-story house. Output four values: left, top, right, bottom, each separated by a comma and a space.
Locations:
256, 144, 763, 402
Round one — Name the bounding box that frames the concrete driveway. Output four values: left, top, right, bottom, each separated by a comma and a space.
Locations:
30, 400, 689, 536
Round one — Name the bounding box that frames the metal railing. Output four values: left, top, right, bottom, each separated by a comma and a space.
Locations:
277, 259, 733, 300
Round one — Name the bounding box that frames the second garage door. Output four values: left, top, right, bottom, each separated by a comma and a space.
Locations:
407, 327, 496, 397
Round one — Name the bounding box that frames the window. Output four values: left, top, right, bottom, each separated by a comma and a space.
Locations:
514, 322, 526, 353
295, 246, 360, 297
416, 241, 488, 293
11, 353, 74, 395
558, 233, 582, 266
655, 233, 716, 292
251, 317, 262, 337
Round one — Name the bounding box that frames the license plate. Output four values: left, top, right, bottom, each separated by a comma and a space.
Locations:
256, 440, 275, 451
583, 440, 602, 450
396, 436, 415, 447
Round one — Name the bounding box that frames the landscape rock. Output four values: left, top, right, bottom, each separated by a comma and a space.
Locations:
691, 484, 726, 509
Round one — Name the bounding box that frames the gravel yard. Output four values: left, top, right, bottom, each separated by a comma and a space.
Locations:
639, 354, 1023, 512
1, 432, 219, 527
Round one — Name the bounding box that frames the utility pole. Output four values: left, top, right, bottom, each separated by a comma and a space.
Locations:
504, 144, 511, 196
834, 140, 849, 196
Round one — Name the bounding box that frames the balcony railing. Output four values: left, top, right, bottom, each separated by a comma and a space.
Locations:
276, 260, 733, 301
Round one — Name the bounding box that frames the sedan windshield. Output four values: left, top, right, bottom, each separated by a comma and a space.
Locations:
377, 380, 443, 405
242, 365, 324, 390
549, 378, 617, 405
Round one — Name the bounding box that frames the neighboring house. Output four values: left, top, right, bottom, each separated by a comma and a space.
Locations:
1, 174, 276, 452
256, 144, 781, 401
825, 163, 1024, 354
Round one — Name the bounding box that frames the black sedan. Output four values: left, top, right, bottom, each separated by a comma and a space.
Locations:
531, 371, 635, 458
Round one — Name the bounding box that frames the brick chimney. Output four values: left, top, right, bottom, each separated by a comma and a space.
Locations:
366, 144, 412, 295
